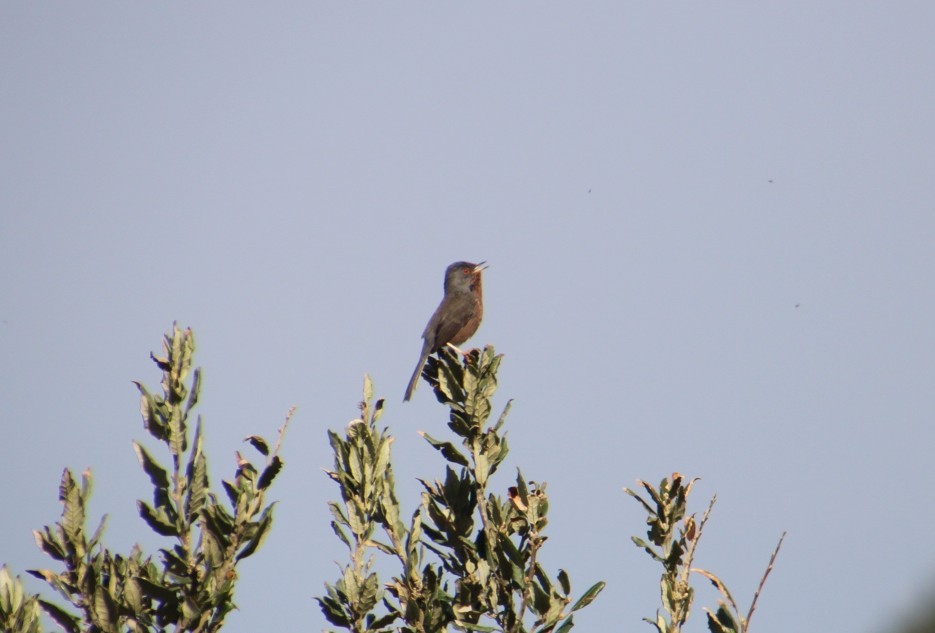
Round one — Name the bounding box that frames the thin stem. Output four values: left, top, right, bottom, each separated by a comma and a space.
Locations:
745, 531, 786, 630
681, 495, 717, 585
271, 406, 295, 458
517, 532, 540, 632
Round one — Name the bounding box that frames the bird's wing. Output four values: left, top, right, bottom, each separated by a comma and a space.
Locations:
423, 294, 473, 351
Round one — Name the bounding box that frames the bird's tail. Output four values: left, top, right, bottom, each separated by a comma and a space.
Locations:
403, 353, 429, 401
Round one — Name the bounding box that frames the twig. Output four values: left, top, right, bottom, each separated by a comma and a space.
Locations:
683, 494, 717, 578
745, 531, 787, 627
271, 405, 296, 458
517, 531, 540, 630
677, 494, 716, 625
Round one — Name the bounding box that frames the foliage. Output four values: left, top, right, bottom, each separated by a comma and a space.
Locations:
0, 324, 792, 633
625, 475, 786, 633
0, 566, 43, 633
317, 346, 605, 633
17, 324, 288, 633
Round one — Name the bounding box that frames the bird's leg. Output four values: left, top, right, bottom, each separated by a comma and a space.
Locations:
446, 342, 469, 357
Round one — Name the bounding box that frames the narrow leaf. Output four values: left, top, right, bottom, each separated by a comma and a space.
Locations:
693, 568, 737, 613
244, 435, 269, 456
185, 428, 208, 522
631, 536, 663, 562
258, 455, 283, 490
133, 442, 170, 490
557, 568, 571, 596
555, 615, 576, 633
58, 470, 84, 547
236, 503, 276, 560
39, 599, 80, 633
571, 580, 605, 612
93, 585, 118, 632
32, 529, 66, 561
137, 501, 178, 537
87, 514, 108, 551
419, 432, 469, 467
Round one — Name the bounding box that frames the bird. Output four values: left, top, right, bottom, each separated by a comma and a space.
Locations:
403, 261, 487, 401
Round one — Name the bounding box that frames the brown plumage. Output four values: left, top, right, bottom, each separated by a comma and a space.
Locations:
403, 261, 486, 401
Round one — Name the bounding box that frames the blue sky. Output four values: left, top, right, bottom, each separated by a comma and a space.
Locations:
2, 3, 934, 632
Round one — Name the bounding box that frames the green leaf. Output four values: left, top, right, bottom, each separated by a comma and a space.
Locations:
159, 546, 189, 577
363, 374, 373, 404
341, 565, 359, 604
168, 409, 187, 460
79, 470, 93, 501
557, 568, 571, 596
185, 366, 201, 413
534, 564, 553, 594
92, 585, 118, 633
32, 528, 66, 561
137, 501, 178, 537
493, 399, 512, 432
237, 503, 276, 560
124, 577, 143, 614
25, 569, 55, 584
133, 442, 170, 491
58, 470, 84, 550
571, 580, 605, 612
694, 568, 737, 613
316, 595, 351, 627
496, 535, 525, 586
222, 480, 239, 507
405, 506, 423, 557
328, 502, 350, 527
373, 435, 392, 481
331, 521, 352, 551
39, 600, 80, 633
87, 514, 108, 551
201, 507, 233, 550
346, 498, 367, 537
643, 479, 665, 508
631, 536, 663, 562
0, 566, 13, 607
643, 612, 668, 633
372, 398, 385, 423
133, 382, 169, 441
185, 427, 208, 522
624, 486, 657, 518
419, 432, 470, 467
447, 410, 474, 437
181, 594, 201, 626
327, 430, 347, 463
258, 455, 283, 490
514, 470, 530, 506
134, 576, 176, 603
244, 435, 269, 456
474, 450, 489, 487
452, 620, 497, 632
359, 571, 382, 613
555, 615, 576, 633
369, 610, 399, 629
704, 603, 739, 633
531, 579, 551, 615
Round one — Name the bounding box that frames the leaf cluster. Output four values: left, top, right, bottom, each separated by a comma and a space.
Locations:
626, 474, 785, 633
20, 324, 288, 633
318, 346, 604, 633
0, 566, 43, 633
0, 324, 789, 633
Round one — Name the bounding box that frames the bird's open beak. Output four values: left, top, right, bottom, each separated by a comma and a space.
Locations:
474, 261, 488, 273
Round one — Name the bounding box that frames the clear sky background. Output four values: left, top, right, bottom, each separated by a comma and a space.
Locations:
2, 3, 934, 632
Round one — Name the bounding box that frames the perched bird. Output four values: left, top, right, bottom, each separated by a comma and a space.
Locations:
403, 261, 487, 401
